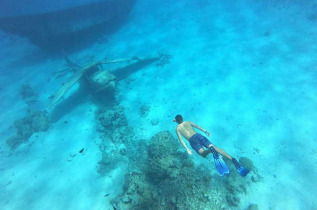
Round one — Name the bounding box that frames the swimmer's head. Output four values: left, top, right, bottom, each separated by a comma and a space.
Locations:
174, 115, 183, 124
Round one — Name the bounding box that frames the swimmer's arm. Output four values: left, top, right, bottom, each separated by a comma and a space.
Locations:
190, 122, 210, 136
176, 129, 191, 153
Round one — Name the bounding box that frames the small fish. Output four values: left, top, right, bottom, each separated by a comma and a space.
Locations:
64, 121, 68, 124
104, 193, 110, 197
79, 148, 84, 153
112, 205, 117, 210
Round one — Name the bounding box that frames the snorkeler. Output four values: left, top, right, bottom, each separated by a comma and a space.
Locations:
174, 114, 249, 177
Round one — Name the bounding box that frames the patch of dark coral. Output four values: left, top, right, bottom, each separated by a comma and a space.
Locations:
6, 111, 50, 150
95, 103, 131, 144
139, 104, 150, 117
19, 84, 39, 105
248, 203, 259, 210
95, 101, 145, 176
112, 131, 260, 209
6, 135, 27, 151
97, 151, 121, 176
239, 157, 263, 183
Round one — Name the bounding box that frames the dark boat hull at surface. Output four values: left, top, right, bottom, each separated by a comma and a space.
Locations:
0, 0, 137, 53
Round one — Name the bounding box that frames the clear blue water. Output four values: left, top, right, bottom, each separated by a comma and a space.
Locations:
0, 0, 316, 209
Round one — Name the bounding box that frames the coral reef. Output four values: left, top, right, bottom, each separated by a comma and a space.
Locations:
240, 156, 263, 183
6, 135, 27, 151
240, 157, 255, 170
19, 84, 39, 105
6, 111, 50, 150
248, 203, 259, 210
95, 102, 141, 176
151, 119, 159, 125
95, 103, 132, 144
97, 151, 121, 176
94, 100, 260, 208
139, 104, 150, 117
112, 131, 260, 209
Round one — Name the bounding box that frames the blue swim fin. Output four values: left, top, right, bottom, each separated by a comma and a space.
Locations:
232, 158, 249, 177
210, 147, 230, 176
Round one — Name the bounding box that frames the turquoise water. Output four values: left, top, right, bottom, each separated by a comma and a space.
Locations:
0, 0, 316, 209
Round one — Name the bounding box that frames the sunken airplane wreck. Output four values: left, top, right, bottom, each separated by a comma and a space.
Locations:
5, 54, 171, 149
0, 0, 137, 52
47, 53, 171, 122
